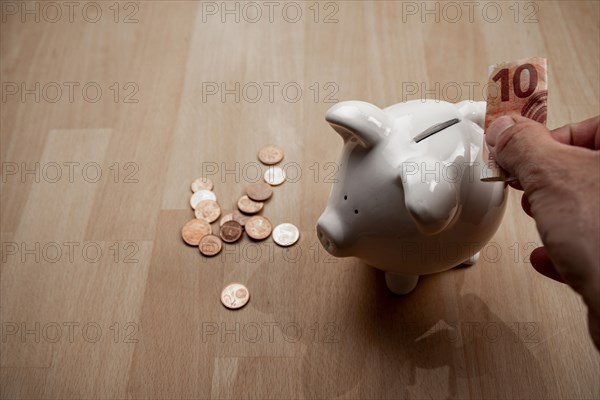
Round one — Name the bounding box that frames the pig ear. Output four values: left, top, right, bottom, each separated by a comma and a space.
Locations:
325, 101, 392, 149
456, 100, 486, 129
399, 159, 459, 235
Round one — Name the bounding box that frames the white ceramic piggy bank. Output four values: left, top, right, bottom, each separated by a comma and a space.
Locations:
316, 100, 507, 295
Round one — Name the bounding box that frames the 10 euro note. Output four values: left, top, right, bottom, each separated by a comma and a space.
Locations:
481, 56, 548, 181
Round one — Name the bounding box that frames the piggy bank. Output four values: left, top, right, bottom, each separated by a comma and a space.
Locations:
316, 100, 507, 295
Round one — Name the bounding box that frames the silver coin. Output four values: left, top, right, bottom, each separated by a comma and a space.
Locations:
264, 166, 286, 186
272, 223, 300, 246
190, 189, 217, 209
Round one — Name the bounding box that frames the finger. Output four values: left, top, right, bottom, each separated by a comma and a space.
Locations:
550, 116, 600, 149
530, 246, 565, 283
485, 115, 558, 193
521, 193, 533, 217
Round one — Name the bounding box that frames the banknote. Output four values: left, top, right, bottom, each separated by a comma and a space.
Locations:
481, 57, 548, 181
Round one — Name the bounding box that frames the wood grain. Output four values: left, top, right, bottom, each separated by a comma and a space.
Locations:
1, 1, 599, 398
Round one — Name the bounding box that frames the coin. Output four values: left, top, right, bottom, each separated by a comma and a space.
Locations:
272, 223, 300, 246
220, 220, 243, 243
245, 182, 273, 201
232, 210, 250, 227
181, 219, 212, 246
191, 190, 217, 209
191, 177, 213, 192
220, 213, 233, 227
257, 145, 284, 165
194, 200, 221, 223
264, 166, 286, 186
245, 216, 272, 240
237, 195, 264, 214
199, 234, 222, 256
220, 283, 250, 310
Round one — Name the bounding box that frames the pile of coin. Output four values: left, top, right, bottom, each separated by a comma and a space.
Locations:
180, 145, 301, 310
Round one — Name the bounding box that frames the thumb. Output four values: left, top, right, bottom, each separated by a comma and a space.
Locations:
486, 115, 558, 189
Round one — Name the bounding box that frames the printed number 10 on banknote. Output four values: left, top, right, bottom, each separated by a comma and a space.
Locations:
481, 57, 548, 181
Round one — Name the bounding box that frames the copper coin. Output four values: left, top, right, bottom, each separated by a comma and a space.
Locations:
232, 210, 250, 227
245, 182, 273, 201
245, 216, 272, 240
220, 220, 243, 243
191, 177, 213, 192
219, 213, 233, 227
237, 195, 264, 214
194, 200, 221, 223
191, 190, 216, 209
257, 145, 284, 165
220, 283, 250, 310
264, 166, 286, 186
181, 219, 211, 246
272, 223, 300, 246
199, 234, 222, 256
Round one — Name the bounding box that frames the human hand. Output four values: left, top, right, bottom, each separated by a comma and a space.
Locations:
485, 115, 600, 349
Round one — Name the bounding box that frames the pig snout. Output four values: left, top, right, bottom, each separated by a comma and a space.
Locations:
316, 209, 350, 257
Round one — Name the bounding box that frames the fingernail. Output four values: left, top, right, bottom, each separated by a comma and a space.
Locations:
486, 116, 515, 147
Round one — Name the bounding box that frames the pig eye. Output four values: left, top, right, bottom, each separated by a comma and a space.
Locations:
354, 209, 359, 214
344, 195, 347, 200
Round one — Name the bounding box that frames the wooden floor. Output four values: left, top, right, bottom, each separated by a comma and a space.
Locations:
1, 1, 599, 398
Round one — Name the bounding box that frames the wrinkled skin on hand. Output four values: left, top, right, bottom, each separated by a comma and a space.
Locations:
486, 115, 600, 350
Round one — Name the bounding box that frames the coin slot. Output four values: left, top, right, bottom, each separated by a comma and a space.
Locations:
413, 118, 461, 143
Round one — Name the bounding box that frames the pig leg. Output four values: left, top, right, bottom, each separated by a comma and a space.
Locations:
400, 157, 459, 236
385, 272, 419, 295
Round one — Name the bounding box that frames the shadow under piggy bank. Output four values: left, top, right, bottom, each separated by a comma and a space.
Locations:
240, 263, 546, 399
316, 99, 507, 295
298, 268, 547, 399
